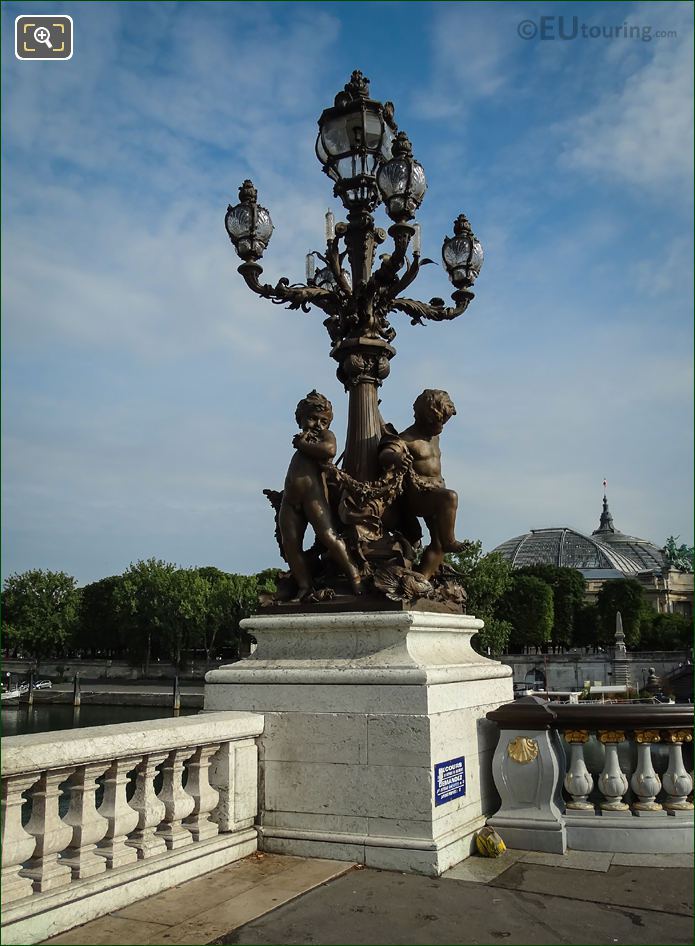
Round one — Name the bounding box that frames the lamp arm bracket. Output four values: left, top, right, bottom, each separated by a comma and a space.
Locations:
389, 292, 472, 325
238, 262, 338, 315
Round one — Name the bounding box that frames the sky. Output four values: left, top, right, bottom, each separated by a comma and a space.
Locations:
2, 0, 693, 586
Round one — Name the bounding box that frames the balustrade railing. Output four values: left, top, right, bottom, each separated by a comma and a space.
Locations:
1, 711, 264, 945
485, 698, 693, 855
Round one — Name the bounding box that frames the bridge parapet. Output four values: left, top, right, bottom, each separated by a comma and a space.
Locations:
486, 698, 693, 855
1, 711, 264, 944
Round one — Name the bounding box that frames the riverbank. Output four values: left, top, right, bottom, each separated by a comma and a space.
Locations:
2, 683, 204, 710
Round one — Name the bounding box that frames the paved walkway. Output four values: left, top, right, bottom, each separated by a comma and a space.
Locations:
42, 850, 693, 946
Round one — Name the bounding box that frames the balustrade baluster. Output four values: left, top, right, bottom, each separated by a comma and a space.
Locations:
62, 763, 110, 878
184, 744, 221, 842
630, 731, 663, 813
22, 768, 74, 892
562, 730, 594, 810
597, 731, 629, 812
156, 747, 195, 849
661, 730, 694, 811
125, 752, 168, 859
97, 757, 140, 868
1, 773, 40, 905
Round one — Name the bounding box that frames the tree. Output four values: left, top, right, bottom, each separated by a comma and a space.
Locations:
496, 575, 554, 653
596, 579, 646, 648
163, 569, 210, 668
516, 565, 586, 651
447, 542, 513, 657
114, 558, 177, 671
639, 612, 692, 651
574, 603, 600, 651
2, 570, 80, 665
195, 567, 279, 661
663, 536, 694, 573
77, 576, 124, 656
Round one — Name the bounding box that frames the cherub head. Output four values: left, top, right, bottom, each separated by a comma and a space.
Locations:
412, 389, 456, 434
295, 390, 333, 432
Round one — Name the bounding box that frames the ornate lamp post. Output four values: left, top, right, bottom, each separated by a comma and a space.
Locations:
225, 69, 482, 483
225, 70, 483, 604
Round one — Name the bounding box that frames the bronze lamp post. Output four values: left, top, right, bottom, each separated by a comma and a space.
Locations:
225, 70, 484, 607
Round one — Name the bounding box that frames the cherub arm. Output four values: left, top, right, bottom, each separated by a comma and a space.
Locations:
292, 430, 337, 462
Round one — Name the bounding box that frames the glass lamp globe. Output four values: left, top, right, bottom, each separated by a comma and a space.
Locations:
313, 265, 352, 292
315, 70, 391, 209
225, 180, 274, 261
376, 132, 426, 223
442, 214, 484, 288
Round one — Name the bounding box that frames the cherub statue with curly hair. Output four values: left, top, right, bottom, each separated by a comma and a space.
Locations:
279, 391, 362, 600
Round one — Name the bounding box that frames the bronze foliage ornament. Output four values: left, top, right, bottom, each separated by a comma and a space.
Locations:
225, 71, 484, 611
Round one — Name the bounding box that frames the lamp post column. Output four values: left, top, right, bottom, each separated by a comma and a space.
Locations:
334, 336, 394, 482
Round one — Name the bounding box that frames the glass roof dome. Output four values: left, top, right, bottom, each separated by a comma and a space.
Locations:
492, 492, 666, 578
493, 527, 642, 577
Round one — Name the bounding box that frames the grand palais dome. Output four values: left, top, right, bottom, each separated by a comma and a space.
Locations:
492, 493, 666, 580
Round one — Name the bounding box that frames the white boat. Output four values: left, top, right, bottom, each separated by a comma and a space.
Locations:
1, 687, 23, 702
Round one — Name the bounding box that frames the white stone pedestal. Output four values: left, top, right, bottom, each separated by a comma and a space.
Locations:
204, 610, 513, 876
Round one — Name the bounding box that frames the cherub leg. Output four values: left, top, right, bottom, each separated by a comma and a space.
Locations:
308, 502, 363, 596
417, 514, 445, 580
419, 488, 466, 554
278, 503, 312, 599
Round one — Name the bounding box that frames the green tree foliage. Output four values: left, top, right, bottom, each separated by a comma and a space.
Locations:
447, 542, 513, 657
497, 575, 554, 653
663, 536, 694, 573
2, 570, 80, 663
77, 576, 124, 656
113, 561, 276, 669
573, 603, 600, 650
195, 567, 277, 659
163, 569, 210, 667
596, 579, 646, 648
516, 565, 586, 651
114, 558, 177, 670
638, 612, 692, 651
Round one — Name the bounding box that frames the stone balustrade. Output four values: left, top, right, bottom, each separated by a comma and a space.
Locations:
485, 698, 693, 855
1, 711, 264, 945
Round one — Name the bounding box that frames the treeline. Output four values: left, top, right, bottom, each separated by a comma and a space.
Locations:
448, 544, 691, 657
2, 548, 690, 667
2, 560, 279, 669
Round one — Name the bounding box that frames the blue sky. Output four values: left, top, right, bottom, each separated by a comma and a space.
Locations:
2, 1, 693, 585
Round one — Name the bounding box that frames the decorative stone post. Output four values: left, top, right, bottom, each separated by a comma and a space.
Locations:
156, 747, 196, 849
661, 730, 694, 811
485, 697, 567, 853
184, 744, 221, 842
597, 731, 629, 812
126, 752, 168, 859
630, 731, 664, 814
62, 763, 110, 878
1, 773, 40, 905
23, 768, 75, 892
97, 757, 140, 868
562, 730, 594, 810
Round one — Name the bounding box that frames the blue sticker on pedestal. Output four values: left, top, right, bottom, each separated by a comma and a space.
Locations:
434, 756, 466, 806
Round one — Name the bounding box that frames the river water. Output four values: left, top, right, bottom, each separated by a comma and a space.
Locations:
2, 703, 196, 737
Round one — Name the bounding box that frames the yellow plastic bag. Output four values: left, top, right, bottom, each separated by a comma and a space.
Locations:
475, 826, 506, 857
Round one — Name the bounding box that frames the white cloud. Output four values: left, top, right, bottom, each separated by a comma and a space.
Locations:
559, 10, 694, 191
412, 3, 520, 119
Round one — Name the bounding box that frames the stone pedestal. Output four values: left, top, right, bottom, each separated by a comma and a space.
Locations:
204, 611, 513, 876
